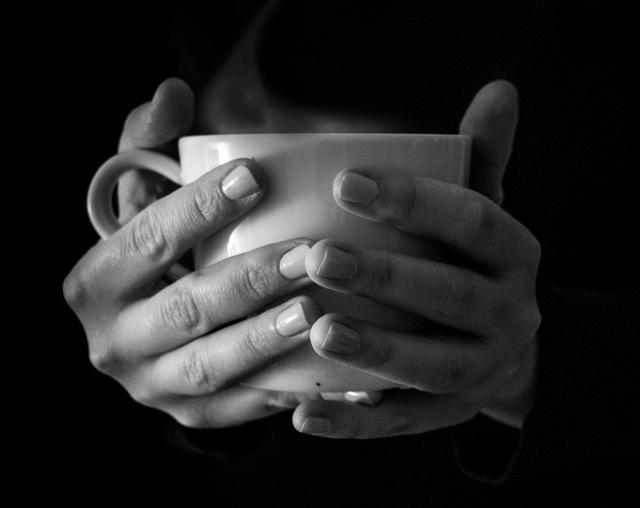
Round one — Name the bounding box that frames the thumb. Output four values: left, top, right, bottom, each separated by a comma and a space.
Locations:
459, 80, 519, 205
118, 77, 194, 153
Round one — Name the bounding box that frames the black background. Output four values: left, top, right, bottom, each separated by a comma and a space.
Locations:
21, 0, 637, 502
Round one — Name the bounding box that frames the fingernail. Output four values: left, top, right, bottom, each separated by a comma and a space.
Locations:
301, 416, 332, 435
321, 322, 360, 355
338, 173, 380, 205
279, 244, 310, 280
316, 246, 357, 279
276, 301, 311, 337
221, 165, 260, 200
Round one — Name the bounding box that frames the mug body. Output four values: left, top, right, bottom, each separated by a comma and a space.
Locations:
178, 133, 470, 392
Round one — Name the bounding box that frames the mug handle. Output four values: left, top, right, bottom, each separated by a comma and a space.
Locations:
87, 149, 190, 280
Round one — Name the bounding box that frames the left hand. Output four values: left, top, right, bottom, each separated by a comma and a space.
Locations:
292, 80, 541, 438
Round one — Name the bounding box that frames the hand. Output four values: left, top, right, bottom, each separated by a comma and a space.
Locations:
293, 80, 541, 438
64, 78, 323, 428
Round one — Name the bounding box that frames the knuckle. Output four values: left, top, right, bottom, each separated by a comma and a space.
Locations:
88, 340, 123, 375
525, 234, 542, 267
189, 183, 223, 226
123, 210, 170, 262
520, 305, 542, 341
487, 292, 513, 332
159, 286, 205, 336
382, 180, 418, 226
237, 325, 272, 363
183, 347, 219, 394
430, 353, 468, 393
494, 295, 541, 342
129, 385, 156, 408
452, 397, 481, 424
357, 334, 394, 373
62, 267, 90, 311
460, 194, 495, 247
437, 271, 476, 320
237, 260, 276, 303
63, 246, 108, 311
510, 228, 542, 272
361, 253, 396, 296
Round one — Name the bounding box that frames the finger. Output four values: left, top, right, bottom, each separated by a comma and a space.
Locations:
292, 389, 479, 439
309, 314, 496, 395
459, 80, 519, 204
332, 169, 540, 271
118, 77, 194, 153
148, 297, 322, 397
161, 386, 322, 429
84, 158, 265, 299
119, 241, 313, 356
117, 78, 195, 223
305, 239, 510, 334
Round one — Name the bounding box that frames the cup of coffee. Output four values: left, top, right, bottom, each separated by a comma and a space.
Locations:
88, 133, 471, 393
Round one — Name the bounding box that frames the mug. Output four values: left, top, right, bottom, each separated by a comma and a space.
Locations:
88, 133, 471, 393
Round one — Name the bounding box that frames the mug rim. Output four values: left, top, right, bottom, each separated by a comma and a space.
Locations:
178, 132, 471, 153
180, 132, 469, 140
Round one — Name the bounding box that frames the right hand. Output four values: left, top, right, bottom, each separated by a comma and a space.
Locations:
63, 78, 322, 428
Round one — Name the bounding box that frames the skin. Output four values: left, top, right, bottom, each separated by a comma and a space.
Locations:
64, 12, 541, 437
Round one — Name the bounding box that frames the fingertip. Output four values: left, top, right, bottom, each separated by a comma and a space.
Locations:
148, 77, 194, 136
225, 157, 268, 194
309, 313, 362, 356
279, 242, 312, 280
220, 160, 263, 201
331, 167, 349, 202
471, 80, 519, 126
460, 80, 519, 132
297, 295, 324, 328
333, 169, 381, 207
309, 313, 341, 351
304, 239, 359, 285
487, 80, 519, 123
459, 80, 519, 203
152, 77, 194, 106
120, 78, 195, 151
291, 404, 309, 431
273, 295, 323, 339
304, 240, 329, 281
292, 403, 333, 436
484, 79, 518, 101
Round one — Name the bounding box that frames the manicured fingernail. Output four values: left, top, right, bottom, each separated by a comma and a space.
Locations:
316, 246, 357, 279
338, 173, 380, 205
301, 416, 332, 435
276, 301, 311, 337
221, 165, 260, 200
279, 244, 310, 280
321, 322, 360, 355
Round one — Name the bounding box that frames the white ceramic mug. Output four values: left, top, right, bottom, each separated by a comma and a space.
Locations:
88, 133, 471, 393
